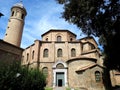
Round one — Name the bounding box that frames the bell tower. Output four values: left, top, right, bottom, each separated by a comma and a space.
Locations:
4, 1, 27, 47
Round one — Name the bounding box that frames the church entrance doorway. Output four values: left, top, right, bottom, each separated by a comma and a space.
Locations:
56, 72, 64, 87
52, 60, 68, 87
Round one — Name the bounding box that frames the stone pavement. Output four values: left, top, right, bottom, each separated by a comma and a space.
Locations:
54, 87, 66, 90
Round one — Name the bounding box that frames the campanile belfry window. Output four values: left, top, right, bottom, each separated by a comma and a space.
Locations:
11, 11, 14, 16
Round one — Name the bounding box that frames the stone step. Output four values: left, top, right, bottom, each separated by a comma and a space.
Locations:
54, 87, 66, 90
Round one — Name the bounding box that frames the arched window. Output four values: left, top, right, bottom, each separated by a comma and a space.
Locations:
46, 38, 48, 41
11, 11, 14, 16
21, 14, 24, 19
95, 71, 101, 82
42, 67, 48, 77
57, 36, 62, 41
32, 51, 34, 59
71, 48, 76, 57
43, 49, 48, 57
57, 49, 62, 57
70, 38, 73, 41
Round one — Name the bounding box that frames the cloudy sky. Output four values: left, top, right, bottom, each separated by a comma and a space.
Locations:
0, 0, 100, 49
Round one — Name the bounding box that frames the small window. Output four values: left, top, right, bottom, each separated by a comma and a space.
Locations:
42, 67, 48, 77
43, 49, 48, 57
21, 14, 24, 19
46, 38, 48, 41
95, 71, 101, 82
57, 36, 62, 41
70, 38, 73, 41
71, 48, 76, 57
57, 49, 62, 57
11, 11, 14, 16
32, 51, 34, 59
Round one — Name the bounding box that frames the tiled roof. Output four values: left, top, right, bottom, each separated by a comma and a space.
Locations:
76, 63, 97, 72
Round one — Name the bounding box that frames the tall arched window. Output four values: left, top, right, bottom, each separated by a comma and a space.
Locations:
57, 36, 62, 41
32, 51, 34, 59
57, 49, 62, 57
71, 48, 76, 57
43, 49, 48, 57
42, 67, 48, 77
21, 14, 24, 19
11, 11, 14, 16
95, 71, 101, 82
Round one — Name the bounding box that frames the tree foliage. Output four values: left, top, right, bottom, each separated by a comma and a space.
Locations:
0, 61, 46, 90
56, 0, 120, 70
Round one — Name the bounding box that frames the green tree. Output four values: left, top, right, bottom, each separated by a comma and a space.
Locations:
0, 61, 46, 90
56, 0, 120, 70
56, 0, 120, 89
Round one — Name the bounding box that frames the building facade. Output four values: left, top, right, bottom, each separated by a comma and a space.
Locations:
22, 30, 105, 90
0, 40, 23, 63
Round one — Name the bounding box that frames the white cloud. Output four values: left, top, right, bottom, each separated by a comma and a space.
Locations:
21, 1, 64, 43
0, 0, 86, 48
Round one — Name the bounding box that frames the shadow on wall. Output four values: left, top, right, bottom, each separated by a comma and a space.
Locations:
113, 85, 120, 90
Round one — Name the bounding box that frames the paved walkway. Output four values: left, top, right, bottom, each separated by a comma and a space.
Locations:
54, 87, 66, 90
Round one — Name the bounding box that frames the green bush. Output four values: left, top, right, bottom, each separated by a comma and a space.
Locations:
0, 61, 46, 90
